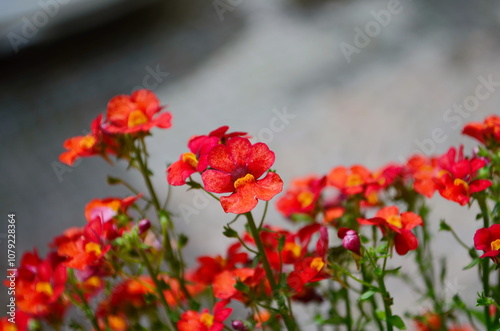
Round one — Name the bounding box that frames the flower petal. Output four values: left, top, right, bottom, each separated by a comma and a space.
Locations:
247, 143, 275, 179
202, 170, 234, 193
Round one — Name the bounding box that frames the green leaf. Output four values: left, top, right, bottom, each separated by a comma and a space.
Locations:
291, 213, 313, 223
389, 315, 406, 330
463, 258, 481, 270
106, 176, 122, 185
358, 290, 376, 302
439, 220, 452, 231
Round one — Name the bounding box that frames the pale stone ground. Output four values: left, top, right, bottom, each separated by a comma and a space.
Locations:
1, 0, 500, 329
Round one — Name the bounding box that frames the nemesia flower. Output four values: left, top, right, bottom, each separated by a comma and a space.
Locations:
211, 268, 258, 301
337, 228, 361, 256
104, 89, 172, 134
202, 137, 283, 214
177, 300, 232, 331
15, 251, 68, 322
327, 165, 372, 195
462, 115, 500, 147
434, 146, 491, 206
167, 126, 248, 186
474, 224, 500, 263
59, 115, 119, 166
276, 175, 326, 219
54, 218, 113, 271
0, 311, 30, 331
358, 206, 423, 255
254, 310, 271, 328
287, 227, 329, 293
414, 312, 443, 331
84, 195, 141, 222
406, 155, 439, 198
192, 243, 249, 285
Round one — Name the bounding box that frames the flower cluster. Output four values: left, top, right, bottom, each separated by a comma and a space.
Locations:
3, 90, 500, 331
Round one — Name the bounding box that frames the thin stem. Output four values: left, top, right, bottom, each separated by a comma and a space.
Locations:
344, 275, 353, 331
245, 212, 297, 330
137, 247, 175, 331
478, 196, 492, 331
258, 201, 269, 230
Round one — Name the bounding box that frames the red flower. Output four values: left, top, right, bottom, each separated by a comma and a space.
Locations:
192, 243, 249, 285
84, 195, 141, 222
474, 224, 500, 263
406, 155, 439, 198
211, 268, 257, 301
202, 137, 283, 214
15, 251, 68, 322
177, 300, 232, 331
59, 115, 119, 166
434, 146, 491, 206
276, 175, 326, 219
104, 89, 171, 134
463, 115, 500, 146
327, 165, 372, 195
287, 227, 329, 293
167, 126, 247, 186
358, 206, 423, 255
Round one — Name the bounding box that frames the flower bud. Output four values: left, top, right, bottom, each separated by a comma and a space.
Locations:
337, 227, 361, 256
232, 320, 249, 331
138, 219, 151, 234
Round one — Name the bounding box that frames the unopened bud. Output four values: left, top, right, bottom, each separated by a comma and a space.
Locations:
138, 219, 151, 234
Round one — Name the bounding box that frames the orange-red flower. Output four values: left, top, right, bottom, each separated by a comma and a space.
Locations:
406, 155, 439, 198
327, 165, 372, 195
177, 300, 232, 331
434, 146, 491, 206
211, 268, 257, 301
84, 195, 141, 222
104, 89, 172, 134
276, 175, 326, 219
462, 114, 500, 147
202, 137, 283, 214
287, 227, 329, 293
15, 251, 68, 322
192, 243, 249, 285
59, 114, 120, 166
167, 126, 247, 186
474, 224, 500, 263
358, 206, 423, 255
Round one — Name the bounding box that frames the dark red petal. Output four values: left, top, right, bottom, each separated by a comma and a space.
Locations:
247, 143, 275, 179
167, 159, 196, 186
202, 170, 234, 193
394, 230, 418, 255
208, 145, 235, 173
469, 179, 492, 194
227, 137, 252, 167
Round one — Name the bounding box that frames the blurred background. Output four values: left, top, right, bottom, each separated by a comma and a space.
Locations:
1, 0, 500, 328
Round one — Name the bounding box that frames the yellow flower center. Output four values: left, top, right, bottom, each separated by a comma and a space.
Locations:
108, 200, 121, 211
182, 152, 199, 168
108, 315, 127, 331
310, 257, 324, 271
453, 178, 470, 192
84, 276, 102, 289
234, 173, 255, 189
284, 242, 302, 258
127, 110, 148, 128
85, 242, 102, 256
297, 191, 314, 208
491, 239, 500, 251
346, 174, 363, 187
35, 282, 54, 296
200, 313, 214, 328
79, 135, 96, 149
387, 215, 402, 229
366, 191, 379, 205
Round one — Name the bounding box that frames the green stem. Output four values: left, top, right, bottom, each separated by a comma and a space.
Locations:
478, 196, 492, 330
344, 276, 353, 331
137, 247, 175, 331
371, 255, 393, 331
245, 212, 297, 330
